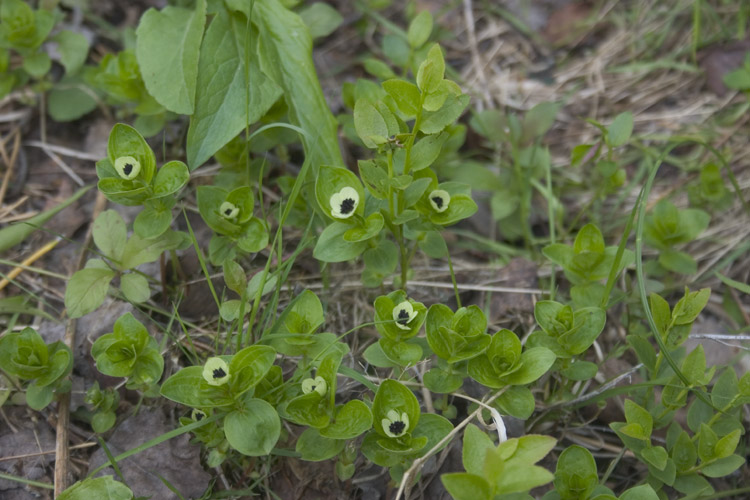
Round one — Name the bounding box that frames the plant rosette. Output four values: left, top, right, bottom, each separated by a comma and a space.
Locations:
90, 313, 164, 390
96, 123, 189, 205
160, 345, 281, 457
315, 165, 385, 243
374, 290, 426, 342
467, 329, 556, 389
526, 301, 607, 358
0, 327, 72, 410
368, 379, 424, 453
415, 176, 477, 226
197, 184, 269, 265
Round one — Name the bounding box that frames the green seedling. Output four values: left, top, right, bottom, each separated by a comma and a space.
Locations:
197, 184, 269, 266
441, 424, 556, 499
64, 209, 189, 318
543, 445, 661, 500
423, 304, 490, 393
361, 379, 453, 477
371, 290, 428, 367
0, 326, 72, 410
96, 124, 190, 238
91, 313, 164, 394
160, 344, 280, 456
643, 199, 710, 274
527, 300, 607, 359
688, 163, 733, 211
543, 223, 634, 307
84, 381, 120, 433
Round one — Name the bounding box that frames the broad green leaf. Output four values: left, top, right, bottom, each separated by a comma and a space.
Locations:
521, 102, 559, 143
462, 423, 495, 476
354, 98, 390, 148
48, 80, 98, 121
620, 485, 659, 500
372, 379, 420, 439
320, 400, 373, 439
58, 476, 133, 500
224, 398, 280, 456
554, 445, 598, 500
296, 428, 345, 461
407, 10, 433, 49
52, 30, 89, 75
382, 79, 420, 117
120, 273, 150, 303
642, 445, 668, 470
701, 454, 745, 477
152, 161, 190, 197
187, 8, 282, 169
313, 222, 368, 262
607, 111, 633, 147
298, 2, 343, 39
441, 473, 492, 500
120, 230, 187, 269
254, 0, 343, 168
64, 268, 115, 318
495, 386, 536, 420
573, 224, 605, 254
92, 210, 127, 262
416, 44, 444, 95
624, 399, 653, 439
25, 383, 54, 410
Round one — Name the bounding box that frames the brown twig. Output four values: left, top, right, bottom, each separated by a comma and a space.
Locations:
54, 191, 107, 496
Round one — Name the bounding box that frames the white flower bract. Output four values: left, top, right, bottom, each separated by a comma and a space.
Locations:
329, 187, 359, 219
382, 409, 409, 438
301, 376, 328, 396
202, 357, 230, 386
219, 201, 239, 220
428, 189, 450, 213
392, 301, 416, 330
114, 156, 141, 180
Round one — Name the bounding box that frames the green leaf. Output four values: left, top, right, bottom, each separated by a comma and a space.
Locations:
254, 0, 343, 168
607, 111, 633, 147
420, 93, 470, 134
186, 8, 282, 169
698, 423, 718, 462
573, 224, 605, 254
224, 398, 280, 456
495, 386, 535, 419
160, 366, 206, 407
120, 230, 187, 269
134, 202, 173, 239
296, 428, 345, 461
372, 379, 420, 439
120, 273, 150, 303
383, 79, 420, 117
313, 222, 368, 262
106, 123, 156, 184
136, 0, 205, 114
502, 347, 555, 385
521, 102, 559, 143
462, 424, 495, 476
716, 272, 750, 295
441, 473, 492, 500
92, 210, 127, 262
659, 249, 697, 274
22, 51, 51, 77
554, 445, 598, 500
229, 344, 276, 395
642, 445, 668, 470
363, 239, 399, 275
407, 10, 433, 49
298, 2, 343, 39
48, 80, 98, 121
416, 44, 445, 95
320, 400, 373, 439
354, 98, 390, 148
672, 288, 711, 325
624, 399, 652, 440
701, 454, 745, 477
672, 431, 697, 472
714, 429, 741, 459
620, 485, 659, 500
64, 267, 115, 318
223, 259, 247, 294
560, 361, 598, 381
408, 132, 448, 172
152, 161, 190, 197
52, 30, 89, 75
58, 476, 133, 500
26, 383, 54, 410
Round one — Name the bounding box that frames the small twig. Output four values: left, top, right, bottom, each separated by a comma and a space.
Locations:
24, 140, 102, 161
0, 237, 60, 291
54, 191, 106, 496
0, 442, 96, 462
39, 146, 85, 187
